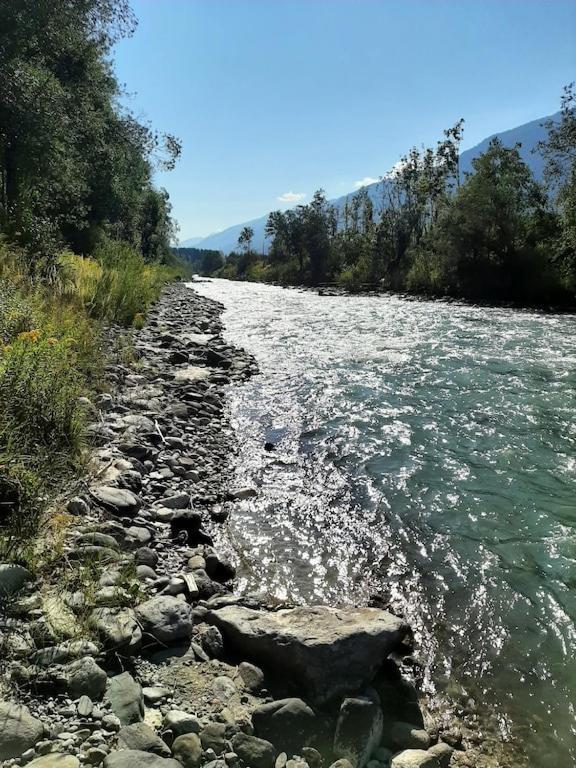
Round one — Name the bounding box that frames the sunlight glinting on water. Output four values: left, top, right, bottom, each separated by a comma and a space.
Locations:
190, 279, 576, 766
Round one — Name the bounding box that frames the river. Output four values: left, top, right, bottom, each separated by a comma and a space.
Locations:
190, 278, 576, 766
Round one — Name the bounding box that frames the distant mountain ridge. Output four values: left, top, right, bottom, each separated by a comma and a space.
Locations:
185, 113, 558, 255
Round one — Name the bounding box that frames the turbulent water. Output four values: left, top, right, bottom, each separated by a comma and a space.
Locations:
191, 278, 576, 766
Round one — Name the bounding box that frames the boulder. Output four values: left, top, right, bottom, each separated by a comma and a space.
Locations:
91, 607, 142, 652
333, 689, 383, 768
107, 672, 144, 725
136, 596, 193, 645
31, 639, 100, 667
231, 733, 277, 768
200, 723, 227, 754
26, 757, 80, 768
238, 661, 264, 692
390, 751, 440, 768
207, 605, 410, 703
104, 751, 183, 768
252, 698, 318, 755
0, 563, 33, 596
118, 723, 172, 756
172, 733, 202, 768
163, 710, 201, 737
91, 486, 141, 515
0, 701, 44, 760
389, 722, 430, 751
59, 656, 107, 699
427, 744, 453, 768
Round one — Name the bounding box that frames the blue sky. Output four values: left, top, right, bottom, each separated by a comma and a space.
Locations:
113, 0, 576, 240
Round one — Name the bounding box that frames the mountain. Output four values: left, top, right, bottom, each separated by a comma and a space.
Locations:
179, 236, 205, 247
191, 113, 558, 255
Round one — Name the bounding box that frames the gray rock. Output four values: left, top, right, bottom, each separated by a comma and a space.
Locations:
104, 751, 183, 768
390, 751, 440, 768
200, 626, 224, 658
229, 488, 257, 500
252, 699, 318, 755
200, 723, 227, 755
212, 676, 236, 701
77, 695, 94, 717
427, 743, 453, 768
136, 596, 193, 645
231, 733, 277, 768
107, 672, 144, 725
157, 493, 191, 510
31, 640, 99, 667
0, 701, 44, 760
207, 605, 410, 703
76, 532, 119, 550
25, 757, 80, 768
0, 563, 33, 596
172, 733, 202, 768
67, 497, 90, 516
328, 762, 353, 768
91, 607, 142, 652
163, 711, 201, 737
238, 661, 264, 692
389, 722, 430, 751
143, 686, 170, 704
125, 526, 152, 547
137, 565, 158, 581
301, 748, 322, 768
91, 486, 141, 516
136, 547, 159, 568
333, 689, 383, 768
118, 723, 172, 757
59, 656, 108, 699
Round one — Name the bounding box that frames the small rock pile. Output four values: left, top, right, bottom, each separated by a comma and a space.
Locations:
0, 282, 476, 768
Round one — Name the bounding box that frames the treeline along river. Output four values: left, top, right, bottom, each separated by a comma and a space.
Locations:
192, 278, 576, 767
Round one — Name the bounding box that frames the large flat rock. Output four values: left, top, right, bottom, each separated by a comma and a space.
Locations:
206, 605, 411, 703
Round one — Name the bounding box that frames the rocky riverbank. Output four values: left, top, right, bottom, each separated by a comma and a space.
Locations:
0, 282, 485, 768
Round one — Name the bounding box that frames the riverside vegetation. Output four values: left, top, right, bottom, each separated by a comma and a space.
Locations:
218, 88, 576, 307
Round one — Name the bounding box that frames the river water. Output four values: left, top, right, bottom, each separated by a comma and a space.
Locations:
190, 278, 576, 766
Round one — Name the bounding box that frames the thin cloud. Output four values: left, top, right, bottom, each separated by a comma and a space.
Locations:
277, 191, 306, 203
354, 176, 380, 189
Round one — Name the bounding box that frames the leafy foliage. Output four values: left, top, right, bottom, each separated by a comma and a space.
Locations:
222, 96, 575, 306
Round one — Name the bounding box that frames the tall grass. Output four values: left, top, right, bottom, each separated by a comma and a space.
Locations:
0, 238, 185, 561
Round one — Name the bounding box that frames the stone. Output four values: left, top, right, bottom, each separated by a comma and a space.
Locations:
238, 661, 264, 692
157, 493, 191, 509
328, 763, 353, 768
77, 695, 94, 717
86, 748, 109, 765
106, 672, 144, 725
0, 701, 44, 760
118, 723, 172, 757
229, 487, 257, 500
207, 605, 410, 703
199, 625, 224, 658
163, 711, 201, 737
59, 656, 108, 699
204, 554, 236, 583
91, 607, 142, 652
104, 751, 183, 768
212, 676, 236, 701
90, 486, 141, 516
200, 723, 227, 755
67, 497, 90, 516
389, 723, 430, 751
0, 563, 33, 595
136, 596, 193, 645
252, 699, 318, 755
427, 743, 453, 768
301, 748, 323, 768
172, 733, 202, 768
230, 733, 277, 768
333, 690, 383, 768
143, 686, 170, 704
31, 640, 99, 667
25, 757, 80, 768
136, 547, 159, 568
76, 532, 119, 550
173, 367, 210, 383
390, 751, 440, 768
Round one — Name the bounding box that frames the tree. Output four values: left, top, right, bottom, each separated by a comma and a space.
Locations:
237, 226, 254, 254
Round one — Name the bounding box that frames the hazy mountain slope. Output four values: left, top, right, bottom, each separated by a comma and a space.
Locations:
191, 113, 557, 255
